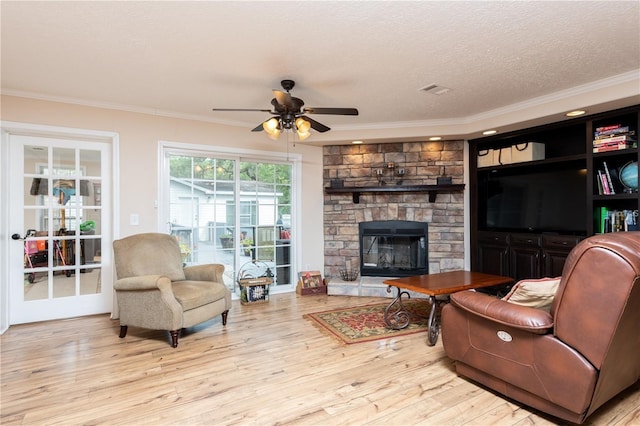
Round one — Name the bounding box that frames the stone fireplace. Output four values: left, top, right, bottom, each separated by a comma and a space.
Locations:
323, 141, 465, 297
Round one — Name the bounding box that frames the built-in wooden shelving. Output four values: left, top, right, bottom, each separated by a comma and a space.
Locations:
324, 184, 465, 203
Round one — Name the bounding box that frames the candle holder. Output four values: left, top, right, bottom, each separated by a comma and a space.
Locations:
375, 162, 406, 186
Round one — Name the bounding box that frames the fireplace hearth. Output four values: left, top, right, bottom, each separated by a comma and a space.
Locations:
359, 220, 428, 277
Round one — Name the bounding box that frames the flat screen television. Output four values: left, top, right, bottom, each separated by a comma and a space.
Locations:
478, 168, 587, 235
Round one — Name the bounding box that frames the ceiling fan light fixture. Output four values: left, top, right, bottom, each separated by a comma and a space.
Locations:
263, 117, 281, 134
267, 128, 282, 140
297, 129, 311, 141
216, 80, 358, 141
295, 117, 311, 133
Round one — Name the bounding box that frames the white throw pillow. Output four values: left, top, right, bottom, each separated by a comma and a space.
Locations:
501, 277, 561, 312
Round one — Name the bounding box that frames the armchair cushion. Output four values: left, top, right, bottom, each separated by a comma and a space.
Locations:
501, 277, 561, 312
113, 233, 185, 281
172, 281, 228, 311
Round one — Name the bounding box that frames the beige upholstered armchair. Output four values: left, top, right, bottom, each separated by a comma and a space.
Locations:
113, 233, 231, 348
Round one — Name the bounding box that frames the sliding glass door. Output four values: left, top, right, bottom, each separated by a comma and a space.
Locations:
162, 147, 295, 294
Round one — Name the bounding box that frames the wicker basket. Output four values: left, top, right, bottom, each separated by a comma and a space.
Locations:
339, 269, 359, 281
237, 260, 273, 305
238, 276, 272, 304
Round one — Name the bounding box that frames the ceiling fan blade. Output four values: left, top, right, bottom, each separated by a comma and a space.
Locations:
212, 108, 272, 112
251, 122, 265, 132
303, 107, 359, 116
304, 116, 331, 133
273, 90, 294, 108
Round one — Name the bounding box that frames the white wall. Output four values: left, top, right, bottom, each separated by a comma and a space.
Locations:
0, 94, 326, 274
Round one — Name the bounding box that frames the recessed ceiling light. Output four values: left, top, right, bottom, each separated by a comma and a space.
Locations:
352, 140, 363, 144
566, 110, 586, 117
429, 136, 442, 141
483, 130, 497, 136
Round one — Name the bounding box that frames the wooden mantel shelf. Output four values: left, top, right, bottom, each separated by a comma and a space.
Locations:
324, 184, 465, 203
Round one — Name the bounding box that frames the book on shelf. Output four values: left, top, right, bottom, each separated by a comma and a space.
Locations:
596, 206, 608, 233
598, 209, 639, 233
603, 161, 616, 195
594, 125, 630, 138
593, 134, 637, 144
595, 124, 622, 133
593, 141, 637, 153
596, 170, 607, 195
598, 169, 611, 194
596, 170, 604, 194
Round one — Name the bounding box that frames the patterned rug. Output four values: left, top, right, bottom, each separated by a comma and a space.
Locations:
304, 300, 432, 344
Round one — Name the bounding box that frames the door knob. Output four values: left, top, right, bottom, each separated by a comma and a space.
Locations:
12, 233, 22, 240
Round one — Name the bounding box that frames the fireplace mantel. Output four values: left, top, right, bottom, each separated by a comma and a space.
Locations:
324, 184, 465, 203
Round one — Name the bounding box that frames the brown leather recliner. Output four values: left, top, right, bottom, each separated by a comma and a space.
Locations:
441, 232, 640, 424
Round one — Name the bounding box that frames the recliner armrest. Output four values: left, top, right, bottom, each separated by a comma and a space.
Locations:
184, 264, 225, 283
450, 290, 553, 334
114, 275, 169, 291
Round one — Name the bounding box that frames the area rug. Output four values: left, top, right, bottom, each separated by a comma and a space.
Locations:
304, 300, 432, 345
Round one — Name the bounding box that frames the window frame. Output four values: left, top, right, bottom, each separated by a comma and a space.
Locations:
158, 141, 302, 296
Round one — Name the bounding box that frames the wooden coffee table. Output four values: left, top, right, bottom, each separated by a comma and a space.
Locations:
383, 271, 513, 346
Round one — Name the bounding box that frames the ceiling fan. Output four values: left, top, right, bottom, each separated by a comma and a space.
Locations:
212, 79, 358, 140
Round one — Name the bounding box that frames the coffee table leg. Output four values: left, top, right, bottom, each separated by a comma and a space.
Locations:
384, 286, 411, 330
427, 295, 439, 346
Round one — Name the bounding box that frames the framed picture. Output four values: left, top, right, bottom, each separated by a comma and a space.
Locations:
299, 270, 322, 288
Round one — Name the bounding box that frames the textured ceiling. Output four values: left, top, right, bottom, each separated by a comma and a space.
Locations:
2, 1, 639, 144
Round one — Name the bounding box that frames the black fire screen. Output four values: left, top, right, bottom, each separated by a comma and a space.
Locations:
359, 220, 428, 277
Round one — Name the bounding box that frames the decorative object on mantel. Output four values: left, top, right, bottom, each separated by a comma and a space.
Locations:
329, 168, 345, 188
436, 166, 452, 185
304, 301, 432, 345
330, 178, 344, 188
375, 162, 406, 186
325, 183, 465, 203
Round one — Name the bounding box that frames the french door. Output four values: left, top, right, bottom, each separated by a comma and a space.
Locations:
8, 134, 113, 324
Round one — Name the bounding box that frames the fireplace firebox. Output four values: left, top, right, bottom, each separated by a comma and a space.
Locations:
359, 220, 428, 277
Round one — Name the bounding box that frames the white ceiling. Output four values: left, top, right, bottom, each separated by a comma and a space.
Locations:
2, 1, 640, 144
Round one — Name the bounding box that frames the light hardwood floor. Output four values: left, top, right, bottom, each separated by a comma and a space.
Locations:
2, 293, 639, 425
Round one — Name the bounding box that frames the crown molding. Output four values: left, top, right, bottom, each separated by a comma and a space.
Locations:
3, 70, 639, 138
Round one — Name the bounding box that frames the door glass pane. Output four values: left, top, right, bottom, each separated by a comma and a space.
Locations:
23, 145, 103, 300
23, 144, 50, 300
79, 149, 102, 295
169, 155, 237, 286
239, 161, 292, 285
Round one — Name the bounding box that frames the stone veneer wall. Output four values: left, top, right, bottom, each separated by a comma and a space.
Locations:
323, 141, 465, 296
